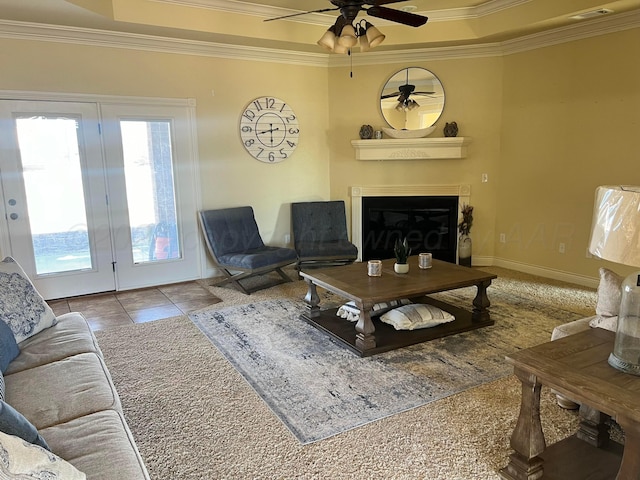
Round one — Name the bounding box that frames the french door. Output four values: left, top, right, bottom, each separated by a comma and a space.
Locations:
0, 98, 201, 299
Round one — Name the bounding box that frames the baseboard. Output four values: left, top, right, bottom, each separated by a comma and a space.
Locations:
488, 257, 599, 288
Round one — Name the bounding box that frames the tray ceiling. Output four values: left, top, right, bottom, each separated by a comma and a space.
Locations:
0, 0, 639, 53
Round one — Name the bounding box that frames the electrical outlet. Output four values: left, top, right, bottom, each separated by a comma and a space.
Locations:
559, 243, 565, 254
482, 173, 488, 183
499, 233, 506, 243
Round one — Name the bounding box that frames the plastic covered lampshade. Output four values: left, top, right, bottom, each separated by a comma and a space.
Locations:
589, 185, 640, 375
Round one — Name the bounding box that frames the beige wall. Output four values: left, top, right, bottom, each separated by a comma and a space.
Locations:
0, 39, 330, 248
497, 27, 640, 281
327, 57, 504, 264
1, 25, 639, 285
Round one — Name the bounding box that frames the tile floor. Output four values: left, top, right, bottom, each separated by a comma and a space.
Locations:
47, 281, 221, 332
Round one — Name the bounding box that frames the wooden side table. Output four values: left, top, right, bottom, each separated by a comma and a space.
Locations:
499, 328, 640, 480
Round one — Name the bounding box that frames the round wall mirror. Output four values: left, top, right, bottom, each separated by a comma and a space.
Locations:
380, 67, 445, 131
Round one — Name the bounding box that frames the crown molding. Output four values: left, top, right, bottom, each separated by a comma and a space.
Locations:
153, 0, 532, 26
501, 8, 640, 56
0, 19, 328, 67
0, 7, 638, 68
331, 8, 640, 66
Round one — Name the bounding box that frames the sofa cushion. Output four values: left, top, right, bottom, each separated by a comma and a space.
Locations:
0, 430, 85, 479
41, 410, 150, 480
0, 400, 49, 449
380, 304, 455, 330
0, 256, 57, 343
4, 312, 100, 375
0, 319, 19, 373
551, 316, 594, 341
589, 267, 623, 331
4, 352, 120, 429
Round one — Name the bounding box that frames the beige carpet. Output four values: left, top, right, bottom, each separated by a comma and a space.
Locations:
95, 266, 597, 479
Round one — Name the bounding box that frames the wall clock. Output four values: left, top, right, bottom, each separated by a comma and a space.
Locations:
239, 96, 299, 163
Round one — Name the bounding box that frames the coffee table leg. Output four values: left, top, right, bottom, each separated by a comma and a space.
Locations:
615, 415, 640, 480
472, 279, 492, 322
303, 279, 320, 319
500, 367, 546, 480
355, 303, 376, 353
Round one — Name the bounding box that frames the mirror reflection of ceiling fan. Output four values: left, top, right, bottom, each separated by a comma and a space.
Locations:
265, 1, 429, 27
381, 69, 435, 111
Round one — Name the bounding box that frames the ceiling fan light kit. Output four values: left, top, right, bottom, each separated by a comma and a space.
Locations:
269, 1, 427, 55
338, 23, 358, 47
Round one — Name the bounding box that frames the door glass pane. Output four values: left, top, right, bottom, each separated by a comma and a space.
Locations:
121, 120, 181, 264
15, 116, 92, 275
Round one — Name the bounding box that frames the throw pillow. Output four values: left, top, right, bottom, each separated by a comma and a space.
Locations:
0, 400, 50, 450
0, 431, 86, 479
589, 267, 623, 331
0, 256, 57, 343
380, 304, 455, 331
336, 299, 412, 322
0, 319, 19, 373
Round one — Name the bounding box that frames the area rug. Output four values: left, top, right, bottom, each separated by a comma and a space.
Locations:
188, 289, 583, 445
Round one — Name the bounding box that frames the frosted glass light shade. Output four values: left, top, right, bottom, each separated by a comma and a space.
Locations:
338, 24, 357, 47
317, 28, 337, 51
365, 24, 385, 48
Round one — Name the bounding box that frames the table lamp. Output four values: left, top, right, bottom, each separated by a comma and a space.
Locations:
588, 185, 640, 375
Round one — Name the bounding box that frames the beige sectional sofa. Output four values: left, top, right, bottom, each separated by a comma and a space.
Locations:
3, 311, 149, 479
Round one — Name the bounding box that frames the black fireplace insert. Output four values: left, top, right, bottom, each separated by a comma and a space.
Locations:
361, 195, 458, 263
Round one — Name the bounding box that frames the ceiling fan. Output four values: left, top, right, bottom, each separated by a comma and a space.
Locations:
265, 1, 428, 27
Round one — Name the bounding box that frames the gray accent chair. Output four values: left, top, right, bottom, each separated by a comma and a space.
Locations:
291, 200, 358, 271
199, 207, 298, 294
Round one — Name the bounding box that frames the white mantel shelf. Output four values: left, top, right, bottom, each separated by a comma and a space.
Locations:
351, 137, 471, 161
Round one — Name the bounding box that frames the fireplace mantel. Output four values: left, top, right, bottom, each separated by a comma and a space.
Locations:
351, 137, 471, 161
350, 184, 471, 262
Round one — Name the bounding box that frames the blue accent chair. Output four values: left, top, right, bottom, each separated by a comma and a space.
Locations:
199, 207, 298, 294
291, 200, 358, 271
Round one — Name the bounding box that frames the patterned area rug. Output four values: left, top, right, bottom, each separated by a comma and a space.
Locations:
188, 288, 582, 445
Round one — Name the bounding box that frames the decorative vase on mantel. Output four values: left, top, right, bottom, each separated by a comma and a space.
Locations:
458, 234, 472, 267
458, 204, 474, 267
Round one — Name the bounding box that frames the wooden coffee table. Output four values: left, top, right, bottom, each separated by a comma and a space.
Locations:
299, 256, 497, 356
500, 327, 640, 480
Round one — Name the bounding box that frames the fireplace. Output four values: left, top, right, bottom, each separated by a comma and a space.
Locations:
362, 196, 458, 262
350, 184, 471, 263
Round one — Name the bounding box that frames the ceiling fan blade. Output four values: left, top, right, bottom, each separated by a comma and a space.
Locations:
368, 0, 409, 5
381, 92, 401, 99
367, 5, 428, 27
264, 7, 339, 22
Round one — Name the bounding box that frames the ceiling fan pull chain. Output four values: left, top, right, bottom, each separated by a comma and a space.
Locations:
349, 48, 353, 78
